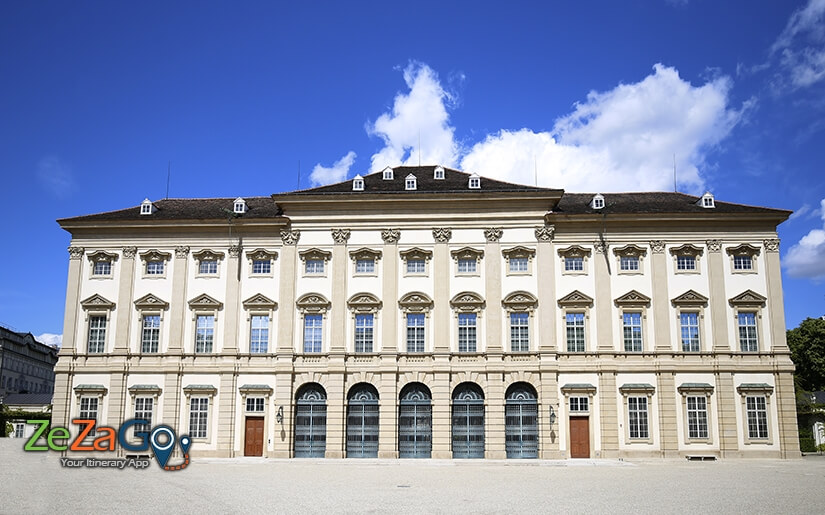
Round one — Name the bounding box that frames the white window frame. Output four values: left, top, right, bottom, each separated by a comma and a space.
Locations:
457, 313, 477, 353
619, 384, 655, 444
354, 313, 374, 353
303, 314, 324, 353
405, 174, 417, 190
299, 248, 331, 278
88, 250, 118, 279
296, 293, 330, 354
189, 397, 210, 440
87, 315, 108, 354
405, 313, 426, 353
141, 314, 161, 353
246, 248, 278, 278
558, 246, 591, 275
613, 244, 646, 276
400, 248, 432, 277
140, 249, 171, 279
451, 247, 483, 277
195, 314, 216, 353
249, 314, 270, 354
670, 244, 703, 275
450, 292, 484, 354
503, 246, 535, 276
726, 244, 760, 275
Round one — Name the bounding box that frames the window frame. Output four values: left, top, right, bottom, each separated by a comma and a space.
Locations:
350, 248, 382, 277
299, 248, 331, 278
737, 384, 774, 445
670, 244, 703, 275
405, 313, 426, 353
450, 291, 485, 353
245, 248, 278, 278
558, 290, 594, 353
615, 290, 651, 353
192, 249, 224, 278
502, 291, 538, 353
502, 246, 535, 276
400, 248, 432, 277
399, 291, 434, 353
677, 383, 714, 444
558, 246, 591, 276
183, 385, 217, 442
354, 313, 375, 353
451, 247, 483, 277
619, 384, 655, 443
296, 293, 331, 354
726, 244, 760, 275
139, 249, 171, 279
457, 313, 478, 353
88, 250, 117, 279
613, 244, 647, 276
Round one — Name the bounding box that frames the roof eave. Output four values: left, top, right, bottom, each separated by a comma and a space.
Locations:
545, 211, 792, 225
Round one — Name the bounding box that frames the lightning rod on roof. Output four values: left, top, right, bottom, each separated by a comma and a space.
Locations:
166, 161, 170, 199
297, 160, 301, 190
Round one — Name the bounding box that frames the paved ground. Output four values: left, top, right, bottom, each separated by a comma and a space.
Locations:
2, 440, 824, 514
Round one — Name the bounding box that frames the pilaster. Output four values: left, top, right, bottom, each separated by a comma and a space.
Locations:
378, 372, 399, 458
649, 241, 672, 351
484, 228, 503, 354
593, 241, 614, 351
535, 226, 556, 353
324, 373, 345, 458
430, 371, 452, 458
61, 246, 84, 355
167, 246, 190, 354
221, 245, 242, 354
775, 371, 801, 457
432, 228, 452, 353
485, 372, 506, 458
113, 247, 137, 354
763, 239, 789, 351
598, 371, 619, 457
656, 371, 678, 457
381, 229, 400, 352
706, 240, 730, 351
217, 369, 238, 456
270, 374, 294, 458
538, 370, 561, 458
329, 229, 350, 353
277, 230, 299, 354
715, 372, 739, 456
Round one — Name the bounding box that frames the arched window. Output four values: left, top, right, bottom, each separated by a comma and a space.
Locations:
347, 383, 379, 458
294, 383, 327, 458
505, 383, 538, 458
452, 383, 485, 458
399, 383, 432, 458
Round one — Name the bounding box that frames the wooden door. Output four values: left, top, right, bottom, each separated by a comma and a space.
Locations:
569, 416, 590, 458
244, 417, 264, 456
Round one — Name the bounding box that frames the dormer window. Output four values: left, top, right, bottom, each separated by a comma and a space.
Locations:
140, 198, 155, 215
434, 166, 445, 180
383, 167, 394, 180
468, 174, 481, 189
699, 192, 715, 208
352, 175, 364, 191
234, 197, 247, 214
405, 174, 417, 190
591, 194, 605, 210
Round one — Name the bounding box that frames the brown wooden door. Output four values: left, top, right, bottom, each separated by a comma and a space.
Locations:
569, 416, 590, 458
244, 417, 264, 456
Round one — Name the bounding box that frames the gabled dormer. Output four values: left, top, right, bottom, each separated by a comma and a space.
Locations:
468, 173, 481, 189
698, 192, 715, 209
405, 174, 417, 190
140, 198, 156, 215
352, 174, 364, 191
590, 194, 605, 210
382, 166, 394, 180
233, 197, 247, 214
434, 165, 445, 180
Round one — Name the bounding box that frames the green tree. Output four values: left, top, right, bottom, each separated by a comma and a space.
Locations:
787, 317, 825, 392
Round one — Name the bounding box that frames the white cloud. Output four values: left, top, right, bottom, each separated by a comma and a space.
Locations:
462, 64, 747, 193
309, 151, 357, 187
37, 333, 62, 348
367, 62, 459, 172
784, 198, 825, 280
789, 203, 812, 221
769, 0, 825, 90
36, 157, 75, 197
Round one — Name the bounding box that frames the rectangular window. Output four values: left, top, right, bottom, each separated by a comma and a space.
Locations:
733, 255, 753, 270
355, 259, 375, 274
510, 312, 529, 352
565, 256, 583, 272
250, 315, 269, 353
509, 257, 528, 273
738, 312, 758, 352
198, 260, 217, 274
141, 315, 160, 353
246, 397, 265, 412
134, 397, 154, 435
93, 261, 111, 275
195, 315, 215, 353
680, 312, 700, 352
746, 396, 769, 439
88, 316, 107, 353
569, 396, 589, 413
406, 259, 425, 274
79, 397, 99, 436
406, 313, 425, 353
623, 312, 643, 352
146, 260, 164, 275
252, 259, 271, 274
627, 397, 649, 439
686, 396, 708, 439
566, 313, 585, 352
620, 256, 640, 271
458, 313, 477, 352
457, 258, 476, 273
354, 314, 374, 353
305, 259, 324, 274
14, 423, 25, 438
303, 314, 323, 353
189, 397, 209, 439
676, 255, 696, 271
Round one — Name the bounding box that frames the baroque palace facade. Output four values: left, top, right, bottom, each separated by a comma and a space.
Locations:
53, 166, 799, 459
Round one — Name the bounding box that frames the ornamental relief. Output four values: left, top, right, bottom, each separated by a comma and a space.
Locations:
432, 227, 452, 243
593, 240, 608, 254
669, 244, 704, 257
613, 290, 651, 308
280, 229, 301, 246
296, 293, 331, 314
534, 224, 555, 242
449, 291, 485, 313
725, 243, 761, 257
298, 248, 332, 262
245, 248, 279, 262
450, 246, 484, 261
187, 294, 224, 310
381, 228, 401, 244
557, 290, 594, 308
330, 228, 351, 245
557, 245, 592, 258
399, 247, 433, 261
87, 250, 119, 263
68, 246, 85, 260
192, 249, 225, 262
242, 293, 278, 310
670, 289, 708, 307
648, 240, 666, 254
122, 246, 138, 259
483, 227, 503, 242
133, 293, 170, 311
398, 291, 434, 313
763, 238, 780, 253
80, 294, 116, 310
349, 247, 382, 261
612, 244, 647, 258
705, 239, 722, 253
140, 249, 172, 263
502, 246, 536, 260
347, 292, 382, 313
228, 245, 242, 258
174, 246, 190, 258
501, 291, 538, 312
728, 289, 767, 307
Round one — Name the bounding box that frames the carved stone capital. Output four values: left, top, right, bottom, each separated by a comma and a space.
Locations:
763, 238, 780, 253
122, 246, 138, 259
228, 245, 242, 258
706, 239, 722, 253
534, 225, 555, 242
432, 227, 452, 243
280, 229, 300, 246
593, 240, 608, 254
649, 240, 666, 254
484, 228, 503, 242
68, 246, 85, 260
175, 246, 190, 258
381, 228, 401, 244
331, 228, 351, 245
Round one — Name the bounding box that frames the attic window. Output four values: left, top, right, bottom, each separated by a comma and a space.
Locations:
234, 197, 247, 214
352, 175, 364, 191
591, 194, 605, 210
434, 166, 445, 180
140, 198, 154, 215
405, 174, 417, 190
699, 192, 715, 209
383, 167, 394, 180
468, 174, 480, 189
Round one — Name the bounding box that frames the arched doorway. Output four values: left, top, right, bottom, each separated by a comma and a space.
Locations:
398, 383, 432, 458
347, 383, 379, 458
452, 382, 485, 458
505, 382, 538, 458
294, 383, 327, 458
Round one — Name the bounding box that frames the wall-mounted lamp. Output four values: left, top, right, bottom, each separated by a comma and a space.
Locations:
549, 406, 556, 427
276, 406, 284, 424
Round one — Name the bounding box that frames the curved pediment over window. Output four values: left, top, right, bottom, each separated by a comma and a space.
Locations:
398, 292, 434, 313
349, 248, 382, 261
139, 249, 172, 262
450, 247, 484, 261
669, 244, 704, 257
399, 247, 432, 261
296, 293, 331, 314
612, 244, 647, 258
87, 250, 119, 263
298, 248, 332, 262
557, 245, 592, 258
449, 291, 485, 313
726, 243, 761, 257
192, 249, 225, 262
245, 248, 279, 263
501, 291, 538, 312
347, 292, 382, 313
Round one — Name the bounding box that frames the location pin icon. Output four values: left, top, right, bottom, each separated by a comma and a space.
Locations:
179, 435, 191, 455
150, 426, 176, 468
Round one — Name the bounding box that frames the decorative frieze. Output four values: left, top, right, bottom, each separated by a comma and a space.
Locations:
347, 292, 382, 314
398, 292, 434, 313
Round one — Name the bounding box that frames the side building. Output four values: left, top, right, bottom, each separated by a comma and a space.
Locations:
52, 166, 800, 459
0, 326, 58, 398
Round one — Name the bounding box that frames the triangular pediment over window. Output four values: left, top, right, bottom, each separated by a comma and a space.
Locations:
243, 294, 278, 310
134, 293, 170, 311
557, 290, 594, 308
188, 294, 224, 310
728, 289, 767, 308
614, 290, 651, 308
671, 290, 709, 307
80, 294, 116, 310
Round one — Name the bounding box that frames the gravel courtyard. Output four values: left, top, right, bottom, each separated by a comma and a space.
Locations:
2, 439, 824, 514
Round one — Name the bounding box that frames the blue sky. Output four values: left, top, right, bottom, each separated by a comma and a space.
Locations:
2, 0, 825, 346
